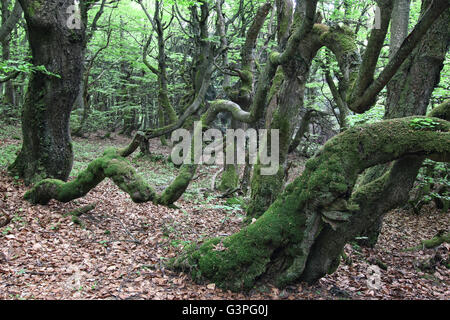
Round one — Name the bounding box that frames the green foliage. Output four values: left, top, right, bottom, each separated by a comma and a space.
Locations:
431, 53, 450, 105
0, 144, 20, 169
347, 105, 385, 127
409, 118, 441, 130
0, 59, 61, 78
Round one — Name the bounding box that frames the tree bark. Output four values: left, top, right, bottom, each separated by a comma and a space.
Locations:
1, 0, 16, 105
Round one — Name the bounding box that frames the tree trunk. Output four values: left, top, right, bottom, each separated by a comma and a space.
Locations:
358, 3, 449, 247
246, 19, 353, 219
9, 0, 87, 184
171, 112, 450, 291
1, 0, 16, 105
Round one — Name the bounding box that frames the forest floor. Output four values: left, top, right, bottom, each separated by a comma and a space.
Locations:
0, 125, 448, 300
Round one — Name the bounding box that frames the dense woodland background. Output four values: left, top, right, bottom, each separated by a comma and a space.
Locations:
0, 0, 448, 300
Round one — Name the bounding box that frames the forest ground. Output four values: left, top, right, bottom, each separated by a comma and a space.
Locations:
0, 124, 448, 300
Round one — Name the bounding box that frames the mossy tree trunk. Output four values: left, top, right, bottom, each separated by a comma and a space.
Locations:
304, 101, 450, 280
246, 3, 313, 219
357, 4, 450, 247
21, 0, 450, 293
217, 1, 272, 192
9, 0, 87, 184
0, 0, 21, 42
247, 17, 360, 219
171, 114, 450, 291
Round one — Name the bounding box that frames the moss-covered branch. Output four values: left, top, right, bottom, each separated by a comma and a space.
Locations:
24, 148, 156, 205
419, 232, 450, 249
24, 96, 214, 208
405, 231, 450, 251
0, 0, 22, 42
113, 64, 214, 158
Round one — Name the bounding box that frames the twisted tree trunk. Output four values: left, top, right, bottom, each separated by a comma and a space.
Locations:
171, 110, 450, 291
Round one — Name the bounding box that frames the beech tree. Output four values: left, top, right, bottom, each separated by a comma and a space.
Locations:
8, 0, 88, 184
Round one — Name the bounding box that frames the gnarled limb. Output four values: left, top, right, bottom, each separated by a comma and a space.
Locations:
24, 95, 215, 207
347, 0, 450, 113
24, 148, 156, 205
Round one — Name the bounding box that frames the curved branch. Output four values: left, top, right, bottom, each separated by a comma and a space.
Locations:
348, 0, 450, 113
24, 148, 157, 205
302, 101, 450, 282
273, 0, 318, 66
203, 100, 252, 124
241, 1, 272, 70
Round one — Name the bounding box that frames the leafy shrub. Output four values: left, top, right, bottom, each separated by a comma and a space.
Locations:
347, 105, 385, 127
409, 118, 440, 130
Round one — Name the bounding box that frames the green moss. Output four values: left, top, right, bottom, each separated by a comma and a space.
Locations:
218, 165, 239, 192
422, 232, 450, 249
158, 164, 197, 206
312, 23, 329, 35
159, 88, 178, 124
320, 26, 357, 54
267, 67, 284, 103
172, 190, 309, 290
246, 163, 284, 220
278, 11, 291, 39
269, 51, 281, 64
429, 100, 450, 121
